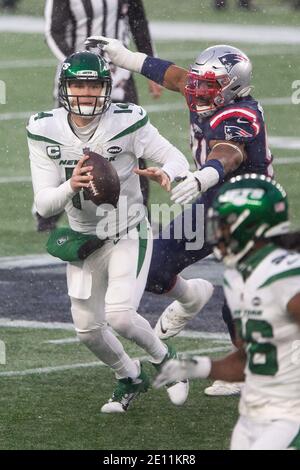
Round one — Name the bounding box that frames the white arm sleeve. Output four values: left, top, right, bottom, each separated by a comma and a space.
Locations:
29, 139, 75, 217
134, 120, 189, 182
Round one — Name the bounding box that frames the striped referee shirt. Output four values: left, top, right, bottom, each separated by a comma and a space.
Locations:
45, 0, 155, 62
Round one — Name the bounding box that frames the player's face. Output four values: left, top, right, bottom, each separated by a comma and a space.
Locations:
68, 80, 103, 106
184, 71, 225, 117
67, 80, 107, 117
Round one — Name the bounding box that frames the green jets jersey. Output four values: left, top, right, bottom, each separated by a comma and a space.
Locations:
224, 243, 300, 422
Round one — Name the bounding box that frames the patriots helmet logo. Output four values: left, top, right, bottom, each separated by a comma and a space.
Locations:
218, 53, 248, 73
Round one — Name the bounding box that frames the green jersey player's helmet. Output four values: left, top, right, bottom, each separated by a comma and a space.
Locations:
58, 51, 112, 117
207, 174, 290, 267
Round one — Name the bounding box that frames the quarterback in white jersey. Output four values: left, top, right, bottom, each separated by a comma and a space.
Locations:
28, 51, 190, 413
154, 174, 300, 449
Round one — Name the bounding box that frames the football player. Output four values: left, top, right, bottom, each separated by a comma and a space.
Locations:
27, 51, 190, 413
84, 38, 274, 396
154, 174, 300, 450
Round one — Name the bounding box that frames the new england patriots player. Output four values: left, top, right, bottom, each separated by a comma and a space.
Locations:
85, 38, 274, 395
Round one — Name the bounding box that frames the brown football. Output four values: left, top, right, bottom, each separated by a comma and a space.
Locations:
82, 151, 120, 207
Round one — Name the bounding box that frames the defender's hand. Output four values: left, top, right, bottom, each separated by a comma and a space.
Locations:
85, 36, 125, 65
134, 167, 171, 192
85, 36, 146, 72
171, 171, 201, 204
70, 155, 93, 193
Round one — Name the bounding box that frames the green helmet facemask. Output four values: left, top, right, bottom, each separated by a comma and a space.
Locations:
59, 51, 112, 117
207, 174, 290, 267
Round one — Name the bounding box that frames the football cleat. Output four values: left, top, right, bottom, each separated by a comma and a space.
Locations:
101, 361, 150, 413
152, 344, 189, 406
155, 279, 214, 339
204, 380, 241, 396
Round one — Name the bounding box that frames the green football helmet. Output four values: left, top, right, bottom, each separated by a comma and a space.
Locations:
58, 51, 112, 117
207, 174, 290, 267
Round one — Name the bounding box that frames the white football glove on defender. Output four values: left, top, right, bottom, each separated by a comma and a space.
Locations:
85, 36, 146, 73
171, 171, 201, 204
171, 166, 221, 204
153, 356, 212, 388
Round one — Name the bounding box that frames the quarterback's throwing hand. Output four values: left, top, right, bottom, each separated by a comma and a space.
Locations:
70, 155, 93, 193
134, 167, 171, 191
171, 171, 201, 204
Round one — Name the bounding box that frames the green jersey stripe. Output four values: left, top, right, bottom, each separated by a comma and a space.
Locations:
108, 115, 149, 142
258, 267, 300, 289
136, 219, 148, 278
27, 130, 62, 146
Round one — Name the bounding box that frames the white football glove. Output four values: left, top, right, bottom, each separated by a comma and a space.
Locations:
84, 36, 146, 72
171, 171, 201, 205
153, 356, 212, 388
171, 165, 221, 205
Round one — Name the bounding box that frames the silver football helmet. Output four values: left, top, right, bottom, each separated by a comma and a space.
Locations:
184, 45, 252, 118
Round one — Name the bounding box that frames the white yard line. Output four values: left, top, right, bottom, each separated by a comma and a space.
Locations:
0, 346, 230, 377
0, 111, 36, 121
274, 156, 300, 165
1, 17, 300, 44
149, 22, 300, 44
0, 254, 64, 269
0, 175, 32, 183
44, 331, 230, 345
269, 136, 300, 150
0, 317, 228, 340
0, 318, 73, 330
45, 337, 80, 345
0, 58, 57, 69
260, 97, 293, 106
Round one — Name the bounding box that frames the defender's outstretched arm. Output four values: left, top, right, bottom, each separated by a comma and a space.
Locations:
85, 36, 187, 94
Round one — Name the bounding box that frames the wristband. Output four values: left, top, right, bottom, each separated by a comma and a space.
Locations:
194, 159, 225, 193
141, 56, 174, 85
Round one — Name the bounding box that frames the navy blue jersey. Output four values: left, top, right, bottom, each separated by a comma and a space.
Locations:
190, 96, 273, 179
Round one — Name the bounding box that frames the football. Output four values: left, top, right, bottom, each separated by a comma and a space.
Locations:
82, 150, 120, 207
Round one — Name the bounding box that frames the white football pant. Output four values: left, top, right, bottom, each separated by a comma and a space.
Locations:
231, 415, 300, 450
68, 220, 167, 379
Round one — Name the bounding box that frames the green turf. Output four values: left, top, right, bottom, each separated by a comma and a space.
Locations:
0, 327, 235, 450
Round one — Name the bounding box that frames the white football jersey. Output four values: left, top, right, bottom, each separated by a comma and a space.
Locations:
224, 244, 300, 423
28, 104, 188, 236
